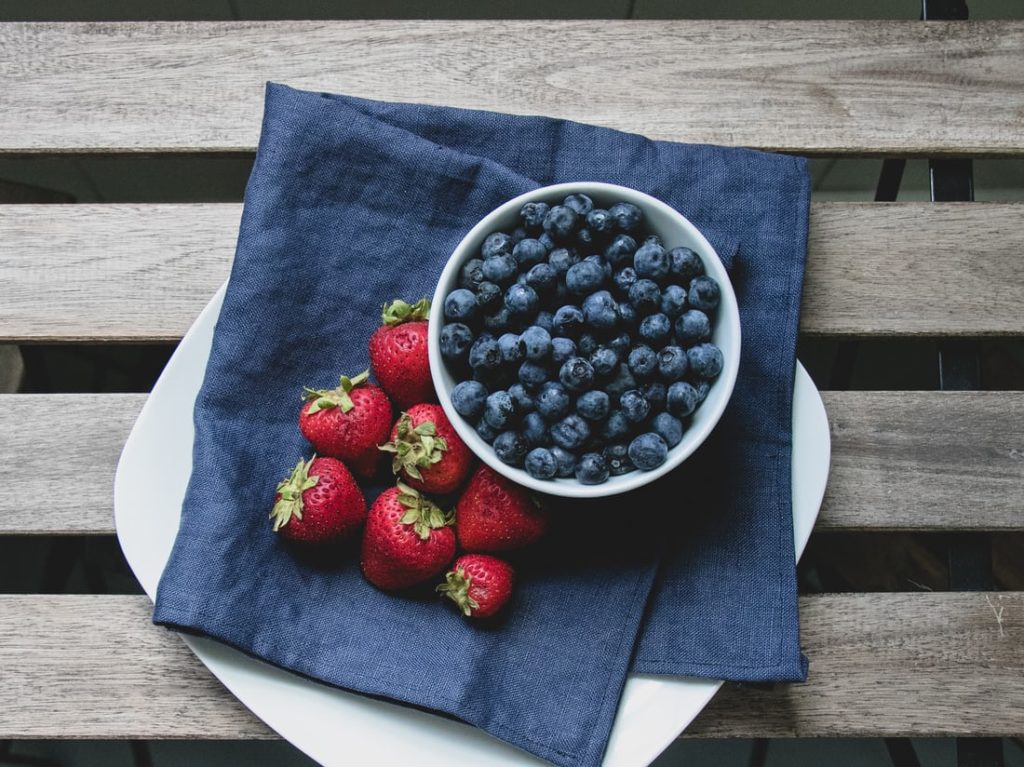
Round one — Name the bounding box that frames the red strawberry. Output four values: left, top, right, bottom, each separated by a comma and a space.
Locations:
437, 554, 514, 619
298, 370, 392, 479
379, 404, 473, 495
271, 456, 366, 544
361, 482, 456, 591
455, 465, 548, 552
369, 298, 436, 408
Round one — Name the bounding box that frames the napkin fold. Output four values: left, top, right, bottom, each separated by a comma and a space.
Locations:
154, 83, 809, 767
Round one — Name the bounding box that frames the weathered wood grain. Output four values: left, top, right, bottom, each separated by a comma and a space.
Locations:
0, 593, 1019, 739
1, 391, 1021, 535
2, 202, 1022, 341
1, 21, 1023, 155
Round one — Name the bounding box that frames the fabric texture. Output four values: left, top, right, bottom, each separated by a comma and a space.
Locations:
153, 83, 810, 767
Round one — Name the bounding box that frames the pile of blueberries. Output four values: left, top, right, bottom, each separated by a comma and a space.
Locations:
439, 192, 724, 485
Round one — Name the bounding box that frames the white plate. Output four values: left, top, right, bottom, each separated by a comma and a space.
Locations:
114, 282, 830, 767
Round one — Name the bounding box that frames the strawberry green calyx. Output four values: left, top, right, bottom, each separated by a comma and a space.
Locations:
436, 567, 478, 616
302, 370, 370, 415
396, 481, 453, 540
270, 457, 319, 532
379, 413, 448, 480
381, 298, 431, 326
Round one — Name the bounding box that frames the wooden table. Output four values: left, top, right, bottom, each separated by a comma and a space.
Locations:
0, 18, 1022, 763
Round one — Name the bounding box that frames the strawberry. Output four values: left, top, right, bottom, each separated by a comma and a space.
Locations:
369, 298, 436, 408
361, 482, 456, 591
437, 554, 515, 619
298, 370, 392, 479
379, 404, 473, 495
455, 465, 548, 552
271, 456, 366, 544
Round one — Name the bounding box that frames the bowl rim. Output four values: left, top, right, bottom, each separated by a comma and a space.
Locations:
428, 181, 741, 498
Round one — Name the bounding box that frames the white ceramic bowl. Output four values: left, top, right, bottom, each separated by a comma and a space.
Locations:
429, 182, 740, 498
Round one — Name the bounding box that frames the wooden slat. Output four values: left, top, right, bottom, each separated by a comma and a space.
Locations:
1, 391, 1022, 535
1, 21, 1023, 156
2, 202, 1023, 342
0, 593, 1019, 739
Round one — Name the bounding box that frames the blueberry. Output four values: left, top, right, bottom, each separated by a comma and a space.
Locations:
534, 310, 555, 333
639, 381, 667, 412
628, 279, 661, 315
460, 258, 486, 290
627, 345, 658, 379
669, 246, 704, 282
482, 253, 518, 286
526, 262, 557, 293
550, 336, 577, 366
590, 346, 619, 376
511, 226, 528, 243
513, 238, 548, 268
482, 232, 514, 259
550, 446, 577, 478
658, 345, 688, 381
451, 380, 488, 419
608, 202, 643, 232
619, 389, 651, 424
519, 325, 551, 361
525, 447, 558, 479
675, 309, 711, 344
439, 323, 474, 363
652, 412, 684, 448
603, 364, 637, 401
553, 281, 569, 302
559, 357, 595, 392
576, 390, 610, 421
584, 253, 613, 279
551, 414, 591, 451
660, 284, 688, 318
518, 360, 550, 390
687, 343, 724, 379
576, 333, 598, 357
628, 433, 668, 471
498, 333, 525, 365
493, 430, 528, 466
521, 412, 550, 448
613, 266, 638, 297
483, 306, 514, 334
644, 234, 663, 247
505, 284, 539, 316
553, 305, 585, 337
548, 247, 578, 276
475, 417, 499, 443
575, 228, 594, 249
483, 391, 516, 429
563, 193, 594, 216
616, 301, 638, 331
507, 382, 535, 413
604, 234, 637, 267
516, 273, 529, 286
543, 205, 579, 240
607, 333, 632, 357
475, 281, 502, 312
575, 452, 609, 484
603, 443, 634, 476
582, 290, 618, 331
565, 260, 605, 296
586, 208, 616, 236
599, 410, 632, 442
639, 313, 671, 346
666, 381, 699, 417
688, 275, 720, 313
634, 242, 670, 281
468, 335, 502, 371
520, 201, 550, 231
536, 381, 571, 421
695, 380, 712, 404
538, 232, 556, 252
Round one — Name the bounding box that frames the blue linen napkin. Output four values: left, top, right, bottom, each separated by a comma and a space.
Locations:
153, 83, 810, 767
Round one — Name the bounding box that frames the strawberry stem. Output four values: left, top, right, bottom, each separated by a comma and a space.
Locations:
270, 457, 320, 532
381, 298, 431, 326
395, 481, 453, 540
302, 370, 370, 414
378, 413, 448, 480
437, 567, 479, 617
